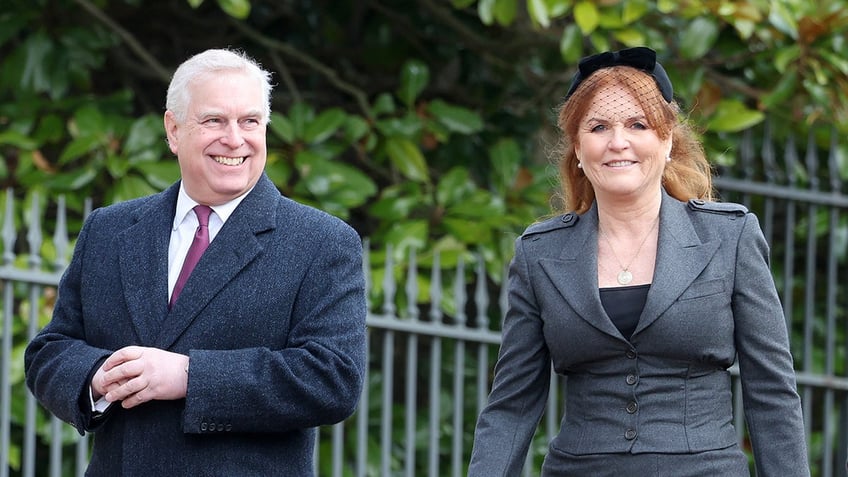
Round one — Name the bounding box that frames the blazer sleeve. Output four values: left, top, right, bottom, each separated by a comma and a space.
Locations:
468, 238, 551, 477
732, 214, 810, 476
24, 208, 114, 434
181, 218, 367, 433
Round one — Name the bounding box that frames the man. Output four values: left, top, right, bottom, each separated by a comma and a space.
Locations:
25, 49, 367, 476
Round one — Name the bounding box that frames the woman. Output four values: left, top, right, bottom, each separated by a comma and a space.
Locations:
468, 47, 809, 476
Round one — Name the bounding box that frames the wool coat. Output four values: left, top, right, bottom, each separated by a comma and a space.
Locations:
468, 191, 809, 477
25, 174, 367, 476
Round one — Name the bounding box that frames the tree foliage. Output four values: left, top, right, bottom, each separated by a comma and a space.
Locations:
2, 0, 846, 474
2, 0, 846, 266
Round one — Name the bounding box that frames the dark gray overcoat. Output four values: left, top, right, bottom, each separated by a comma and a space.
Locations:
25, 174, 367, 476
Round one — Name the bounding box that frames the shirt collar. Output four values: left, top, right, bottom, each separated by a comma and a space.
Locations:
172, 182, 252, 230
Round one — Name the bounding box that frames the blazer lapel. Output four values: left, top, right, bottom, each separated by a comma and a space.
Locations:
635, 192, 721, 336
538, 206, 623, 339
154, 175, 279, 349
119, 186, 178, 345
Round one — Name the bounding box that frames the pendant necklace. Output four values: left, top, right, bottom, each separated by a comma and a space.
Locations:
599, 216, 659, 286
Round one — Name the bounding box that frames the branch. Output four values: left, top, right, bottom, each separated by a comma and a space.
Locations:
229, 19, 373, 118
73, 0, 172, 83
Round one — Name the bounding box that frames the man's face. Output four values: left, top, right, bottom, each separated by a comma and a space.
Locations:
164, 70, 267, 205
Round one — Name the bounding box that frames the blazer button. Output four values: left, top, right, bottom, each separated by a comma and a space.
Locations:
625, 350, 636, 359
626, 402, 638, 414
217, 423, 225, 432
200, 422, 208, 431
626, 374, 638, 385
225, 424, 232, 432
625, 429, 637, 440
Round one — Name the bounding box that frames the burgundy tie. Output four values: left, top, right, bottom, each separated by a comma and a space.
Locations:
170, 205, 212, 308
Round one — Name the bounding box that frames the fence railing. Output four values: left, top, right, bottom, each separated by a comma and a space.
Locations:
2, 125, 848, 477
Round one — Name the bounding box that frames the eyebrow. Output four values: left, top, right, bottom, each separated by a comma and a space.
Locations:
584, 114, 648, 124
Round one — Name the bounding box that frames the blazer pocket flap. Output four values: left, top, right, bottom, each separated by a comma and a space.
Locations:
678, 278, 725, 300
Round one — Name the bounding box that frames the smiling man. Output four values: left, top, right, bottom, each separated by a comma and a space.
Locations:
25, 49, 368, 476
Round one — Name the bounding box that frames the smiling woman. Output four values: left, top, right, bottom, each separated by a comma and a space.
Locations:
467, 47, 810, 477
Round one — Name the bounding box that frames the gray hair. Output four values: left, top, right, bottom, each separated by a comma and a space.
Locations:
165, 48, 273, 124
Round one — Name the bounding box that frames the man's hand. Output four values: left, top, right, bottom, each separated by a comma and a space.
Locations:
91, 346, 190, 409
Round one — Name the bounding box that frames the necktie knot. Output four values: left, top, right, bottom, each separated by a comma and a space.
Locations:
194, 205, 212, 227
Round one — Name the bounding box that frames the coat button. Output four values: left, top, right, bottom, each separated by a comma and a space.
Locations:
200, 422, 208, 431
626, 350, 636, 359
217, 423, 225, 432
626, 402, 638, 414
626, 374, 637, 385
625, 429, 637, 440
225, 424, 232, 432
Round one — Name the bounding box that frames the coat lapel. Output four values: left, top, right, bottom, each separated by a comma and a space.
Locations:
538, 205, 623, 339
635, 192, 720, 336
118, 185, 178, 345
154, 175, 279, 349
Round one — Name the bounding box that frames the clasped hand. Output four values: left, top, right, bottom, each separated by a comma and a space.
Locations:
92, 346, 189, 409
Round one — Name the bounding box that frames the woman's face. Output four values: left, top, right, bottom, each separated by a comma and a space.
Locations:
574, 84, 671, 202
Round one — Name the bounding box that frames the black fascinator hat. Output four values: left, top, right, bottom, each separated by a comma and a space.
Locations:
564, 47, 673, 103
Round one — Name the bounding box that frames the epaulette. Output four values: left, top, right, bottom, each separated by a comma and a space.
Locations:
521, 213, 579, 240
687, 199, 748, 217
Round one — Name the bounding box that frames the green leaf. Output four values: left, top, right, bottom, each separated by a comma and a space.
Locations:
559, 25, 583, 63
384, 220, 429, 254
371, 93, 396, 116
768, 1, 798, 40
58, 136, 102, 163
369, 183, 425, 220
527, 0, 550, 28
187, 0, 204, 7
295, 150, 377, 206
133, 160, 181, 189
622, 0, 650, 24
375, 115, 424, 138
110, 175, 158, 203
443, 217, 491, 244
0, 130, 37, 149
680, 17, 718, 59
613, 28, 647, 47
343, 116, 370, 144
45, 167, 98, 191
427, 100, 483, 135
478, 0, 496, 25
436, 167, 474, 206
493, 0, 518, 26
303, 108, 347, 144
774, 45, 801, 73
385, 137, 429, 182
20, 32, 52, 93
398, 60, 430, 107
269, 112, 296, 143
288, 102, 315, 140
760, 71, 797, 109
124, 115, 163, 156
706, 99, 765, 132
489, 138, 521, 193
215, 0, 250, 19
573, 1, 599, 34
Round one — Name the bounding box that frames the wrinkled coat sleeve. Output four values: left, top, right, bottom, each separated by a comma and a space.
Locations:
468, 237, 551, 476
732, 214, 809, 476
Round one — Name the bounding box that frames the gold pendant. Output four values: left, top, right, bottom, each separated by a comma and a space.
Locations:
617, 270, 633, 285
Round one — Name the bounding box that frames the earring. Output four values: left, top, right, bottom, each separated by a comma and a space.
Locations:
577, 162, 583, 169
666, 155, 671, 162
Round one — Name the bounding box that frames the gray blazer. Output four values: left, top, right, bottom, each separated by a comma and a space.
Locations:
25, 174, 367, 476
469, 191, 809, 476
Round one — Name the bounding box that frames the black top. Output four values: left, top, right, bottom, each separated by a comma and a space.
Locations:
599, 284, 650, 339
